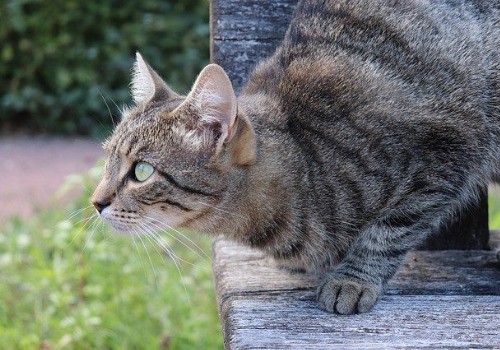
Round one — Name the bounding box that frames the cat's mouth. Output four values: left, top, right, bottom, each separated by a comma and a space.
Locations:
105, 221, 136, 235
98, 208, 141, 235
98, 206, 189, 236
96, 206, 141, 233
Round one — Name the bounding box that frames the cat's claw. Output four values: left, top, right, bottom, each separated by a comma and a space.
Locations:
317, 275, 381, 314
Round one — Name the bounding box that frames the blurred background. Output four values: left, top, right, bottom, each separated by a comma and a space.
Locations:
0, 0, 209, 136
0, 0, 223, 349
0, 0, 498, 349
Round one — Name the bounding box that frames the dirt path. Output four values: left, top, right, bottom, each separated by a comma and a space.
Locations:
0, 136, 104, 223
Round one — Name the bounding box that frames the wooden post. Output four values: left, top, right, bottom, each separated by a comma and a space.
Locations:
210, 0, 298, 93
210, 0, 490, 250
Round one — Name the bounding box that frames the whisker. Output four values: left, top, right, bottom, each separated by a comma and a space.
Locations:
136, 228, 159, 287
139, 225, 192, 307
131, 230, 148, 278
144, 216, 211, 261
100, 227, 115, 244
145, 219, 210, 263
70, 212, 97, 245
140, 223, 198, 267
100, 87, 123, 122
82, 215, 100, 252
139, 223, 183, 265
65, 205, 94, 222
138, 224, 172, 269
72, 211, 99, 228
97, 87, 116, 127
138, 224, 195, 306
137, 223, 192, 308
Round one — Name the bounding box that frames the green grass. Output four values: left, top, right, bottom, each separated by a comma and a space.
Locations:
489, 188, 500, 230
0, 167, 222, 349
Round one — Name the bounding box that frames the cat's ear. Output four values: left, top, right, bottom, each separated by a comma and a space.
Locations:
178, 64, 256, 165
186, 63, 237, 131
131, 52, 179, 104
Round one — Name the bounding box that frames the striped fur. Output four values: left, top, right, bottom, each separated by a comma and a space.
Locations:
93, 0, 499, 314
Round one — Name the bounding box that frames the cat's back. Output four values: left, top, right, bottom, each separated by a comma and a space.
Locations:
244, 0, 499, 131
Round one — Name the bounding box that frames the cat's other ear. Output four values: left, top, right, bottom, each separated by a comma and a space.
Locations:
131, 52, 179, 104
181, 64, 256, 165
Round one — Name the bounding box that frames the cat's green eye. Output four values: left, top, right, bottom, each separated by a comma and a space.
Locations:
134, 162, 154, 182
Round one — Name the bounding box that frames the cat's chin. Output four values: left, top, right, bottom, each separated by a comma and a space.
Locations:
100, 212, 183, 236
106, 222, 139, 236
110, 227, 137, 236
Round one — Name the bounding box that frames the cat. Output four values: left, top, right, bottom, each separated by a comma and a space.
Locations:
92, 0, 499, 314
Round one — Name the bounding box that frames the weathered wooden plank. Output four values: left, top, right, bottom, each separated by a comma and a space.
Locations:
210, 0, 298, 92
225, 295, 499, 349
213, 239, 500, 349
213, 239, 500, 298
490, 230, 500, 252
209, 0, 490, 249
389, 247, 500, 295
210, 39, 282, 93
211, 0, 297, 41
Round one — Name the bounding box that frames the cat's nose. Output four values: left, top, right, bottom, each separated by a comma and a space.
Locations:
93, 201, 110, 214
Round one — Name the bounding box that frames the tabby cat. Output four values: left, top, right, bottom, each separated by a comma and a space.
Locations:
92, 0, 499, 314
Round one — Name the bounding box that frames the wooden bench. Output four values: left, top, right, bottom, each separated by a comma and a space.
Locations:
213, 239, 499, 349
210, 0, 499, 348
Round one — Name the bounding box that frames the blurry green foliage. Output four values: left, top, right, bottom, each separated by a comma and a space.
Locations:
0, 163, 222, 349
489, 190, 500, 229
0, 0, 209, 135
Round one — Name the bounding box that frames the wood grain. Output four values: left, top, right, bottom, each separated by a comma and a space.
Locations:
210, 0, 298, 92
213, 239, 500, 349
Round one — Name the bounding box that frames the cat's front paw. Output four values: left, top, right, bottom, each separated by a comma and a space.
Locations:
317, 274, 381, 314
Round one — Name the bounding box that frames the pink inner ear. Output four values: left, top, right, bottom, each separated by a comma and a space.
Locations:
190, 64, 237, 131
171, 64, 238, 155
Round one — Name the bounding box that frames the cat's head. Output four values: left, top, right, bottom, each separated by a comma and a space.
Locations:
91, 53, 256, 234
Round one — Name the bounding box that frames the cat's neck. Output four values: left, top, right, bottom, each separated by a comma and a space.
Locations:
218, 93, 302, 249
